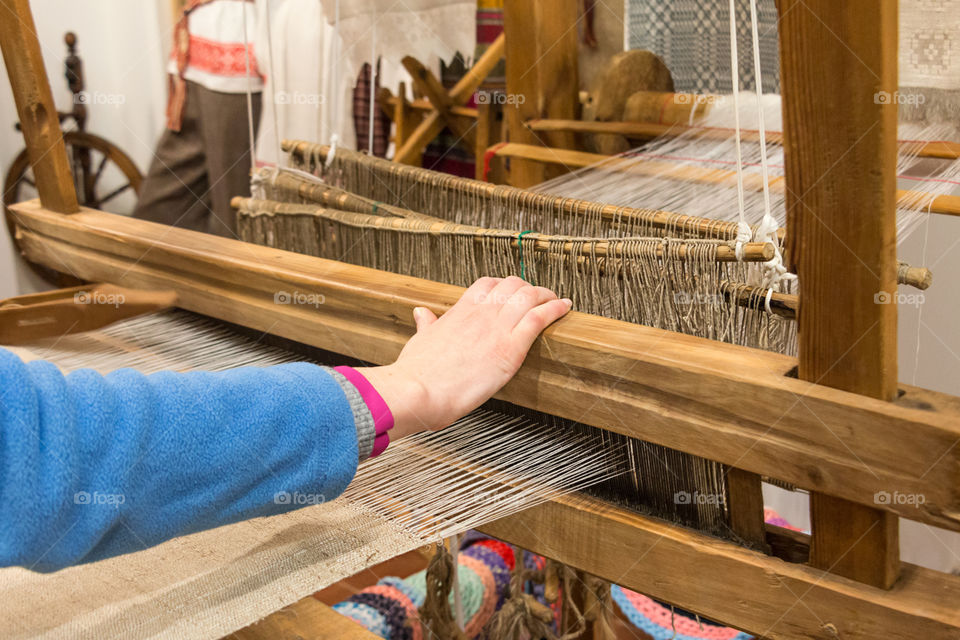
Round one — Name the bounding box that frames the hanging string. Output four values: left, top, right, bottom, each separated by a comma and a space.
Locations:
747, 0, 772, 223
326, 0, 342, 168
746, 0, 796, 300
913, 199, 934, 384
241, 1, 258, 173
726, 0, 751, 261
262, 0, 284, 165
368, 11, 378, 156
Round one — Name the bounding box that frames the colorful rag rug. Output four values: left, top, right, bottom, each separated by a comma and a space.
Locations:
332, 510, 805, 639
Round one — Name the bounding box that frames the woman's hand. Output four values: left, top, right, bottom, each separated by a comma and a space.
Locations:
358, 277, 572, 440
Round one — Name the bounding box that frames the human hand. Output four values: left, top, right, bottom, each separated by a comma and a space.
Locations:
358, 277, 572, 440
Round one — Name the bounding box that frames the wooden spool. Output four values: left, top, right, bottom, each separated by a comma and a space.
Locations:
588, 51, 674, 155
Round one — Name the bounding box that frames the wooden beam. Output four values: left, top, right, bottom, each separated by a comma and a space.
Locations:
232, 596, 380, 640
475, 101, 496, 181
489, 142, 960, 218
526, 118, 960, 160
10, 201, 960, 533
780, 0, 900, 588
0, 0, 78, 213
479, 494, 960, 640
503, 0, 579, 187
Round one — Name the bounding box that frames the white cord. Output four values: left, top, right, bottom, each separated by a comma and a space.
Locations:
262, 0, 283, 165
726, 0, 749, 261
242, 1, 258, 172
325, 0, 342, 168
368, 12, 377, 155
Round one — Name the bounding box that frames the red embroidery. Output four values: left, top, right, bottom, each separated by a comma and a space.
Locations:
186, 35, 262, 79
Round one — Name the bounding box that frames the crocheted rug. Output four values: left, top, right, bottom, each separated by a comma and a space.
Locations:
332, 509, 805, 639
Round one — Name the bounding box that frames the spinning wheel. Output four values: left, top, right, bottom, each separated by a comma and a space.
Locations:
3, 31, 143, 285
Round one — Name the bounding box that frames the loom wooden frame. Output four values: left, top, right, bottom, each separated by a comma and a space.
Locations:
3, 0, 960, 638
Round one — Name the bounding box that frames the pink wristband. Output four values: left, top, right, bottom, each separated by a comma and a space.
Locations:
335, 366, 394, 457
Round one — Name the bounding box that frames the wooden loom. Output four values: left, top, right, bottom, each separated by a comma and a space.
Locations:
2, 0, 960, 637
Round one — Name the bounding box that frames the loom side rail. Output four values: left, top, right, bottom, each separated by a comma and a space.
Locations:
9, 200, 960, 534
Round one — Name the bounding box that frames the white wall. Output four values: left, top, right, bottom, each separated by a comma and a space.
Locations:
1, 0, 171, 298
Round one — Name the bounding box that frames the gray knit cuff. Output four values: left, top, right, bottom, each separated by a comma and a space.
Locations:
324, 366, 375, 461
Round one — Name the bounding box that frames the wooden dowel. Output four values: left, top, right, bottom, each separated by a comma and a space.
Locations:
232, 196, 777, 263
898, 262, 933, 290
491, 142, 960, 219
527, 117, 960, 161
283, 140, 746, 240
384, 95, 478, 118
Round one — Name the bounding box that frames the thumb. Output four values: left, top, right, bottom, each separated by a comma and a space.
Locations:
413, 306, 438, 332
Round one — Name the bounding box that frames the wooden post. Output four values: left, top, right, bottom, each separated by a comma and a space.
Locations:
503, 0, 580, 188
475, 100, 496, 181
0, 0, 78, 213
779, 0, 900, 588
393, 82, 411, 151
727, 469, 769, 551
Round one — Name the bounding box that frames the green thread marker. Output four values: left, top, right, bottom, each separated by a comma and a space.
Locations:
517, 230, 535, 281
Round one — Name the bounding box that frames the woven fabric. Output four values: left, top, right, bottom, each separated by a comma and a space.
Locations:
899, 0, 960, 121
625, 0, 780, 94
353, 60, 391, 158
1, 500, 423, 639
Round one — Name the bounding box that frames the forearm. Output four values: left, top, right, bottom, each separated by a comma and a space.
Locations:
0, 349, 362, 571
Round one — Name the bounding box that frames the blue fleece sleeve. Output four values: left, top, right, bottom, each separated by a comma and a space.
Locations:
0, 347, 359, 572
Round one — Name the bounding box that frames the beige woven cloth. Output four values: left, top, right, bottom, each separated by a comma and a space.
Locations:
0, 500, 422, 639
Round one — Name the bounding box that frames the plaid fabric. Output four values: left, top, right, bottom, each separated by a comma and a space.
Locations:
476, 0, 505, 91
626, 0, 780, 94
353, 60, 391, 158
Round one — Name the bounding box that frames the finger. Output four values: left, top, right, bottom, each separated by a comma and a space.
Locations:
511, 298, 573, 347
499, 285, 559, 327
486, 275, 529, 307
461, 276, 501, 306
413, 306, 438, 332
